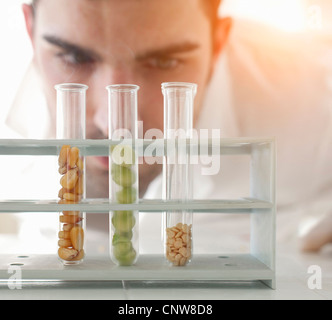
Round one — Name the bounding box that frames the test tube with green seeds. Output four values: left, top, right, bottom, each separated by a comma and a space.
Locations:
107, 85, 139, 266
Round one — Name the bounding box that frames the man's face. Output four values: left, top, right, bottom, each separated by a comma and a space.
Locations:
26, 0, 223, 196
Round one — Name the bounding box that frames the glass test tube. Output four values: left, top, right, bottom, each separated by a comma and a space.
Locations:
162, 82, 197, 266
55, 83, 87, 265
107, 84, 139, 266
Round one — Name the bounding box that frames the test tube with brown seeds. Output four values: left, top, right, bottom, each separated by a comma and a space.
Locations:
55, 83, 87, 265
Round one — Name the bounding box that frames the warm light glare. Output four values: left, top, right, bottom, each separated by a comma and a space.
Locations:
253, 1, 306, 32
222, 0, 307, 32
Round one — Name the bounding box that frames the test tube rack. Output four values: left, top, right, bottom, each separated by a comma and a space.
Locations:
0, 137, 276, 289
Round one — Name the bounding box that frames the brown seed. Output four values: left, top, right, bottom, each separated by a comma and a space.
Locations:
179, 247, 191, 258
58, 199, 80, 215
174, 240, 183, 249
59, 215, 82, 224
175, 231, 183, 238
167, 230, 175, 239
182, 224, 190, 233
176, 222, 183, 229
58, 188, 69, 199
68, 147, 80, 168
58, 231, 70, 239
63, 192, 82, 202
58, 165, 68, 175
58, 145, 70, 167
58, 239, 72, 248
167, 238, 175, 245
71, 249, 85, 261
166, 253, 175, 262
179, 257, 187, 266
171, 227, 180, 233
76, 157, 84, 171
58, 247, 78, 261
60, 167, 79, 190
181, 233, 190, 243
175, 254, 182, 262
62, 224, 74, 232
62, 211, 81, 216
70, 226, 84, 251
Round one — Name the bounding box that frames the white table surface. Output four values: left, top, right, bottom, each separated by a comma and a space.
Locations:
0, 245, 331, 300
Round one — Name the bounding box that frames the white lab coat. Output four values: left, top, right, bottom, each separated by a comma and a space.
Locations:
1, 19, 332, 255
140, 20, 332, 254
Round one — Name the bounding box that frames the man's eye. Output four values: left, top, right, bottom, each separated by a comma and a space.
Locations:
146, 57, 180, 70
56, 51, 94, 66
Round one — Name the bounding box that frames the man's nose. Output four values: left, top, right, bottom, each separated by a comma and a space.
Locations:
92, 67, 137, 138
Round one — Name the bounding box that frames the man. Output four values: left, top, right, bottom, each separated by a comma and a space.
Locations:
22, 0, 229, 196
19, 0, 332, 254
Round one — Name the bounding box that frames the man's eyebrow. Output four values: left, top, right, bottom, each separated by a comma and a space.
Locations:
43, 35, 102, 61
135, 42, 200, 60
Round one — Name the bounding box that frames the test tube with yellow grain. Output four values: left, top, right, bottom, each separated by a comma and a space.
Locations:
55, 83, 87, 265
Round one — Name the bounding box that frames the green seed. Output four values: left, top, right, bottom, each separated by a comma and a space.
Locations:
116, 187, 137, 204
111, 163, 136, 187
112, 231, 133, 245
112, 211, 136, 233
113, 241, 137, 266
113, 240, 132, 255
118, 249, 136, 266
